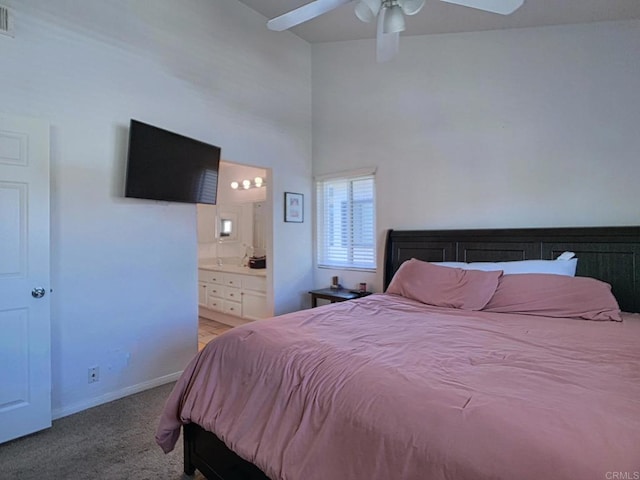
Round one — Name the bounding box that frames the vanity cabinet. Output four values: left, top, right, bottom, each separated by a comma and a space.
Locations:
198, 270, 223, 310
241, 290, 268, 320
236, 274, 267, 321
198, 269, 268, 321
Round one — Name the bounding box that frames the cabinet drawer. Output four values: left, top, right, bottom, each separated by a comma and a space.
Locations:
207, 297, 223, 312
208, 284, 223, 298
223, 300, 242, 316
242, 275, 266, 293
224, 273, 243, 288
224, 286, 241, 302
198, 269, 223, 284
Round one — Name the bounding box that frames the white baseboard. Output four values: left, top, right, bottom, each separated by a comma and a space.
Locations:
51, 371, 183, 420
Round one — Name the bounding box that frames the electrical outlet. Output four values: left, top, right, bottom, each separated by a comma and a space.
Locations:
88, 366, 99, 383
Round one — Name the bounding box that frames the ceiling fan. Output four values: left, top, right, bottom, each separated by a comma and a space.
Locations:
267, 0, 524, 62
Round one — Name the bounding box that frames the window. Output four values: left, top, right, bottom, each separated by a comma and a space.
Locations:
316, 169, 376, 271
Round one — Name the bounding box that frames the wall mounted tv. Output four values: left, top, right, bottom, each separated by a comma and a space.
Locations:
125, 119, 221, 205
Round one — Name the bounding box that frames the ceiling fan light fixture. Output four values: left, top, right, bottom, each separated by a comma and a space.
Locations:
355, 0, 381, 23
383, 4, 406, 34
398, 0, 425, 15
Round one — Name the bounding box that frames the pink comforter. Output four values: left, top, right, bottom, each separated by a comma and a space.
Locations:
156, 294, 640, 480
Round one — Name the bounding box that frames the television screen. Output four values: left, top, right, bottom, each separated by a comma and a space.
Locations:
125, 120, 220, 205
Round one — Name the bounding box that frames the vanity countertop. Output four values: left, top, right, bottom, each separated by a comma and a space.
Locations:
199, 263, 267, 277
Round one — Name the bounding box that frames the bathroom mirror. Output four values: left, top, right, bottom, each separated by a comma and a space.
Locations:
220, 219, 233, 237
216, 209, 239, 242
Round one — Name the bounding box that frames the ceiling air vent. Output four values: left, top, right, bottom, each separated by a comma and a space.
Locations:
0, 5, 14, 37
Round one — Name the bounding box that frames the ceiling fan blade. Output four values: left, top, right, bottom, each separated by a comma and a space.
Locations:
267, 0, 352, 31
440, 0, 524, 15
376, 9, 399, 63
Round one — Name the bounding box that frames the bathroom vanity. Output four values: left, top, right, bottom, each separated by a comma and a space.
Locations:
198, 264, 268, 323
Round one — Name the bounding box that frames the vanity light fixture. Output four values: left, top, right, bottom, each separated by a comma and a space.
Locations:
230, 176, 266, 190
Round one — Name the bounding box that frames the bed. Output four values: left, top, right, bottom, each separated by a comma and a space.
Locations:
156, 226, 640, 480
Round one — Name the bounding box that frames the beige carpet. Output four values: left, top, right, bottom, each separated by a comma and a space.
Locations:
0, 382, 206, 480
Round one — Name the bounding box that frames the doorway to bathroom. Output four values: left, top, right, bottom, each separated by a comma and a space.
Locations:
196, 161, 273, 350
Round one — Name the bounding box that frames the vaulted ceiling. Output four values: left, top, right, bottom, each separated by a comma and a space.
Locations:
236, 0, 640, 43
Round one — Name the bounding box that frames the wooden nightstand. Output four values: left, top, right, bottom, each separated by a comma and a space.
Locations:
308, 288, 372, 308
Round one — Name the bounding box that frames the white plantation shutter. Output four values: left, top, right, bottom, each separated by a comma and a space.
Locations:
316, 170, 376, 270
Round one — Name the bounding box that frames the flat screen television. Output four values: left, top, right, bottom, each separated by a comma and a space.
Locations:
125, 119, 221, 205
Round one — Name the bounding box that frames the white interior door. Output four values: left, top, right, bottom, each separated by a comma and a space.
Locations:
0, 113, 51, 444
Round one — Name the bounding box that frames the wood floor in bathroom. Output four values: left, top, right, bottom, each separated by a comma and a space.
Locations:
198, 317, 234, 351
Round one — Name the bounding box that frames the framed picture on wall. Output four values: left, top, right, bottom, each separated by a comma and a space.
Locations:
284, 192, 304, 223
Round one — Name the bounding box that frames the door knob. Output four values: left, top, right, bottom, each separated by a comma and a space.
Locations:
32, 287, 46, 299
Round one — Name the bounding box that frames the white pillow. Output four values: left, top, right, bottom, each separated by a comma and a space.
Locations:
436, 251, 577, 276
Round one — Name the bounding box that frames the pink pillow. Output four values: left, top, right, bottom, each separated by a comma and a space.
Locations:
483, 273, 622, 321
387, 259, 502, 311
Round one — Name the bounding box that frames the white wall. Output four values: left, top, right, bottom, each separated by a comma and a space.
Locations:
0, 0, 312, 417
312, 20, 640, 293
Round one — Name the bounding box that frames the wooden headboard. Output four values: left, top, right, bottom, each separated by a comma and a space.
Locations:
384, 226, 640, 313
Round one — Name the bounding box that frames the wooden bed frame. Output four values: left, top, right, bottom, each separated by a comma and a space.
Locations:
183, 225, 640, 479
